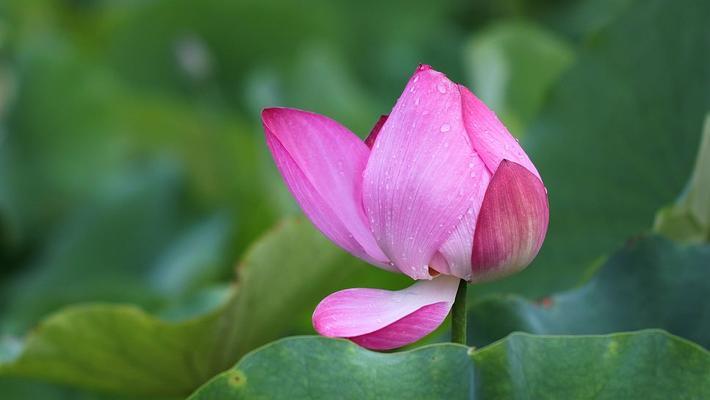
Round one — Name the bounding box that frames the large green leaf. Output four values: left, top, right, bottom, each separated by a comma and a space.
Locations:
467, 235, 710, 348
188, 330, 710, 399
480, 0, 710, 297
0, 218, 406, 396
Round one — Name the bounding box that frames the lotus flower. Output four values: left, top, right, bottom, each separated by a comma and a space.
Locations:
262, 65, 548, 350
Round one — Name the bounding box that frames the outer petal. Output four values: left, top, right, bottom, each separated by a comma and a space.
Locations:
262, 108, 390, 268
364, 115, 388, 149
363, 65, 481, 279
459, 85, 541, 179
312, 275, 459, 350
433, 155, 491, 280
471, 160, 549, 283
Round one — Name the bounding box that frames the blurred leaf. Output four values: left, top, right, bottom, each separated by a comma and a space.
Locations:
277, 45, 380, 135
0, 47, 139, 242
467, 236, 710, 347
0, 218, 407, 396
188, 330, 710, 399
481, 0, 710, 297
1, 32, 280, 259
0, 161, 187, 333
654, 114, 710, 242
0, 377, 158, 400
148, 214, 232, 300
464, 20, 574, 134
77, 0, 341, 107
542, 0, 635, 40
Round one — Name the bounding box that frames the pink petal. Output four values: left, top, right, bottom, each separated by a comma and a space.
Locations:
312, 275, 459, 350
349, 302, 450, 350
471, 160, 549, 283
262, 108, 391, 269
459, 85, 541, 179
433, 155, 492, 280
364, 115, 388, 149
363, 65, 482, 279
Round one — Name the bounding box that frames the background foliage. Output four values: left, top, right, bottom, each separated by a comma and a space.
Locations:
0, 0, 708, 398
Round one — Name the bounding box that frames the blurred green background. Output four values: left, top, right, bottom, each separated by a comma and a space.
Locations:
0, 0, 708, 398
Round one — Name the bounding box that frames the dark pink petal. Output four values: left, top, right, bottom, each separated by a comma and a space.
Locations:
434, 155, 491, 280
459, 85, 541, 178
364, 115, 388, 149
363, 65, 481, 279
312, 275, 459, 350
471, 160, 549, 283
262, 108, 391, 269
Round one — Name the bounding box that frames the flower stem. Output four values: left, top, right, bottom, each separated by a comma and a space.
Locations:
451, 279, 468, 345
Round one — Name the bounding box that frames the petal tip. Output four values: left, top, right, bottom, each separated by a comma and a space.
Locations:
470, 160, 549, 282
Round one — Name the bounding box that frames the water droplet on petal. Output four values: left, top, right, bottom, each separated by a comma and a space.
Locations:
440, 124, 451, 133
437, 83, 447, 94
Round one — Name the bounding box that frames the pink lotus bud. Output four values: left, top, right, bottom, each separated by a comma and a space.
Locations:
262, 65, 548, 349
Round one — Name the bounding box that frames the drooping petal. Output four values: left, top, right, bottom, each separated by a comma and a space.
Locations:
459, 85, 541, 179
471, 160, 549, 283
349, 302, 450, 350
433, 155, 491, 280
312, 275, 459, 350
262, 107, 391, 269
363, 65, 481, 279
364, 115, 388, 149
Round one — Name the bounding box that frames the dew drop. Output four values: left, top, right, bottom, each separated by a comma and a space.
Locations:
440, 123, 451, 133
415, 98, 420, 106
437, 83, 447, 94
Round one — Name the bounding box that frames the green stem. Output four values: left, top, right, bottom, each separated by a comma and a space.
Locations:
451, 279, 468, 345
